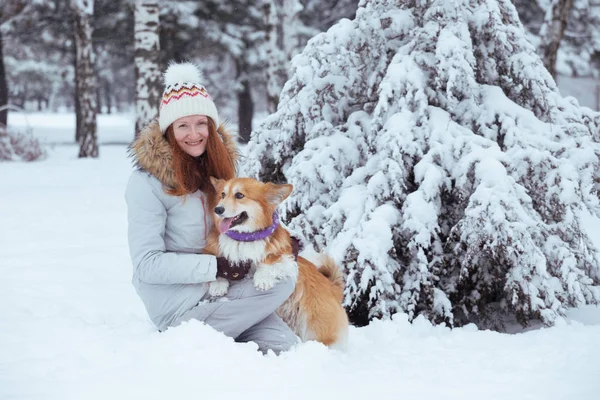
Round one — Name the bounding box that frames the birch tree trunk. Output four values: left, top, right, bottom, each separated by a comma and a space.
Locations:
71, 0, 98, 158
539, 0, 574, 79
134, 0, 161, 137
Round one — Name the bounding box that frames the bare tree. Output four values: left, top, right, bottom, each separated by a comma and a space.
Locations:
134, 0, 160, 137
71, 0, 98, 158
539, 0, 574, 78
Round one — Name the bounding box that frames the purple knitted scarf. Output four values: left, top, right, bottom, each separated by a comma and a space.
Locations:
225, 212, 280, 242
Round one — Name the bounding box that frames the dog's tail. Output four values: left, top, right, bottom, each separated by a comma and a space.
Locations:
316, 253, 346, 299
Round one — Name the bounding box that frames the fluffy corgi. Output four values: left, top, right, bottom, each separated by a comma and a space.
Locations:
203, 177, 349, 348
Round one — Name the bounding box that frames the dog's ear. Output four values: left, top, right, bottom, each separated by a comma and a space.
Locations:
210, 177, 223, 189
265, 183, 293, 205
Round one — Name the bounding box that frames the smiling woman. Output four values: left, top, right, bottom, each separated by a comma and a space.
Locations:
162, 114, 233, 197
124, 62, 299, 354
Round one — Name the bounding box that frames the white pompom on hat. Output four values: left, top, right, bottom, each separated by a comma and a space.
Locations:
158, 62, 219, 133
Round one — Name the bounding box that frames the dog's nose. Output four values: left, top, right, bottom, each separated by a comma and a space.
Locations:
214, 206, 225, 215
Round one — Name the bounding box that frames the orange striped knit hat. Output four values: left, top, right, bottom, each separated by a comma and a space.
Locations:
158, 62, 219, 133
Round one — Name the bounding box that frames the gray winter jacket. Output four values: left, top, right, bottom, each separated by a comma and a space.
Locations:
125, 120, 238, 331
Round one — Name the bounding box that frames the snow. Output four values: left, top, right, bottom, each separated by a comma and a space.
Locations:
2, 112, 600, 399
7, 112, 135, 145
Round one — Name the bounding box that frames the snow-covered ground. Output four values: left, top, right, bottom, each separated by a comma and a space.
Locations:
7, 112, 136, 145
1, 113, 599, 399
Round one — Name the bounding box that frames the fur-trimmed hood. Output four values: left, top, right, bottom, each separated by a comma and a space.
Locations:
128, 120, 238, 190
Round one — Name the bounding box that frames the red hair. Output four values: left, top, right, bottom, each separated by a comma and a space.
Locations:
165, 119, 235, 199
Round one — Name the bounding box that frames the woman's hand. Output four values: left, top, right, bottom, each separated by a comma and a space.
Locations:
216, 257, 252, 281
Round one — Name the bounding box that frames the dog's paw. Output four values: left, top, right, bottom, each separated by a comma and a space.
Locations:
208, 278, 229, 297
253, 270, 276, 291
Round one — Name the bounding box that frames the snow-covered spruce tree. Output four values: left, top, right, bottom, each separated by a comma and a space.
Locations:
134, 0, 161, 137
244, 0, 600, 329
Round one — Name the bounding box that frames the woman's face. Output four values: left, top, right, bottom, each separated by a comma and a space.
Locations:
172, 115, 210, 157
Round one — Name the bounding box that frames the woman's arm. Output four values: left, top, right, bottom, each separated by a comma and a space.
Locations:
125, 171, 217, 284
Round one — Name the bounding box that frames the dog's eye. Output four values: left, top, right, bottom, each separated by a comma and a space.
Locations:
235, 192, 244, 199
221, 192, 226, 199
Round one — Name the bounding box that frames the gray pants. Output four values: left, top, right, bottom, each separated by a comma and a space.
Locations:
174, 277, 298, 354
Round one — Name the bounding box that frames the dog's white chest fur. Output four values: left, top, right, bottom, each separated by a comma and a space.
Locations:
218, 235, 267, 263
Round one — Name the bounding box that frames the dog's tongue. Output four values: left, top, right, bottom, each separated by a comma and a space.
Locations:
219, 217, 234, 233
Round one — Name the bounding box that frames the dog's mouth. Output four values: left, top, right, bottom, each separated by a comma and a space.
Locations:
219, 212, 248, 233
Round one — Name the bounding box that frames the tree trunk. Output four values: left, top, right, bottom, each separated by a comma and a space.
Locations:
74, 55, 81, 142
539, 0, 574, 79
71, 0, 98, 158
264, 0, 282, 113
134, 0, 161, 138
96, 80, 102, 113
0, 29, 8, 127
104, 79, 112, 114
236, 58, 254, 143
281, 0, 301, 60
263, 0, 301, 113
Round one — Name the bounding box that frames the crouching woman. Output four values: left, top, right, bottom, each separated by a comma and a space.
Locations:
125, 62, 297, 354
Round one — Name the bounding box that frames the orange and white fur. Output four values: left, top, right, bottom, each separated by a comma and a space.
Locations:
203, 177, 349, 348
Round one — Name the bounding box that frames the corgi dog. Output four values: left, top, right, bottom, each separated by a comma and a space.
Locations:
203, 177, 349, 348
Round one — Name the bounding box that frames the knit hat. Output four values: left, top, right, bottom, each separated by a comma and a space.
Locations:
158, 62, 219, 133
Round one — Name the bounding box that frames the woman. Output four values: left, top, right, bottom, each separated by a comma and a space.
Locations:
125, 62, 298, 354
